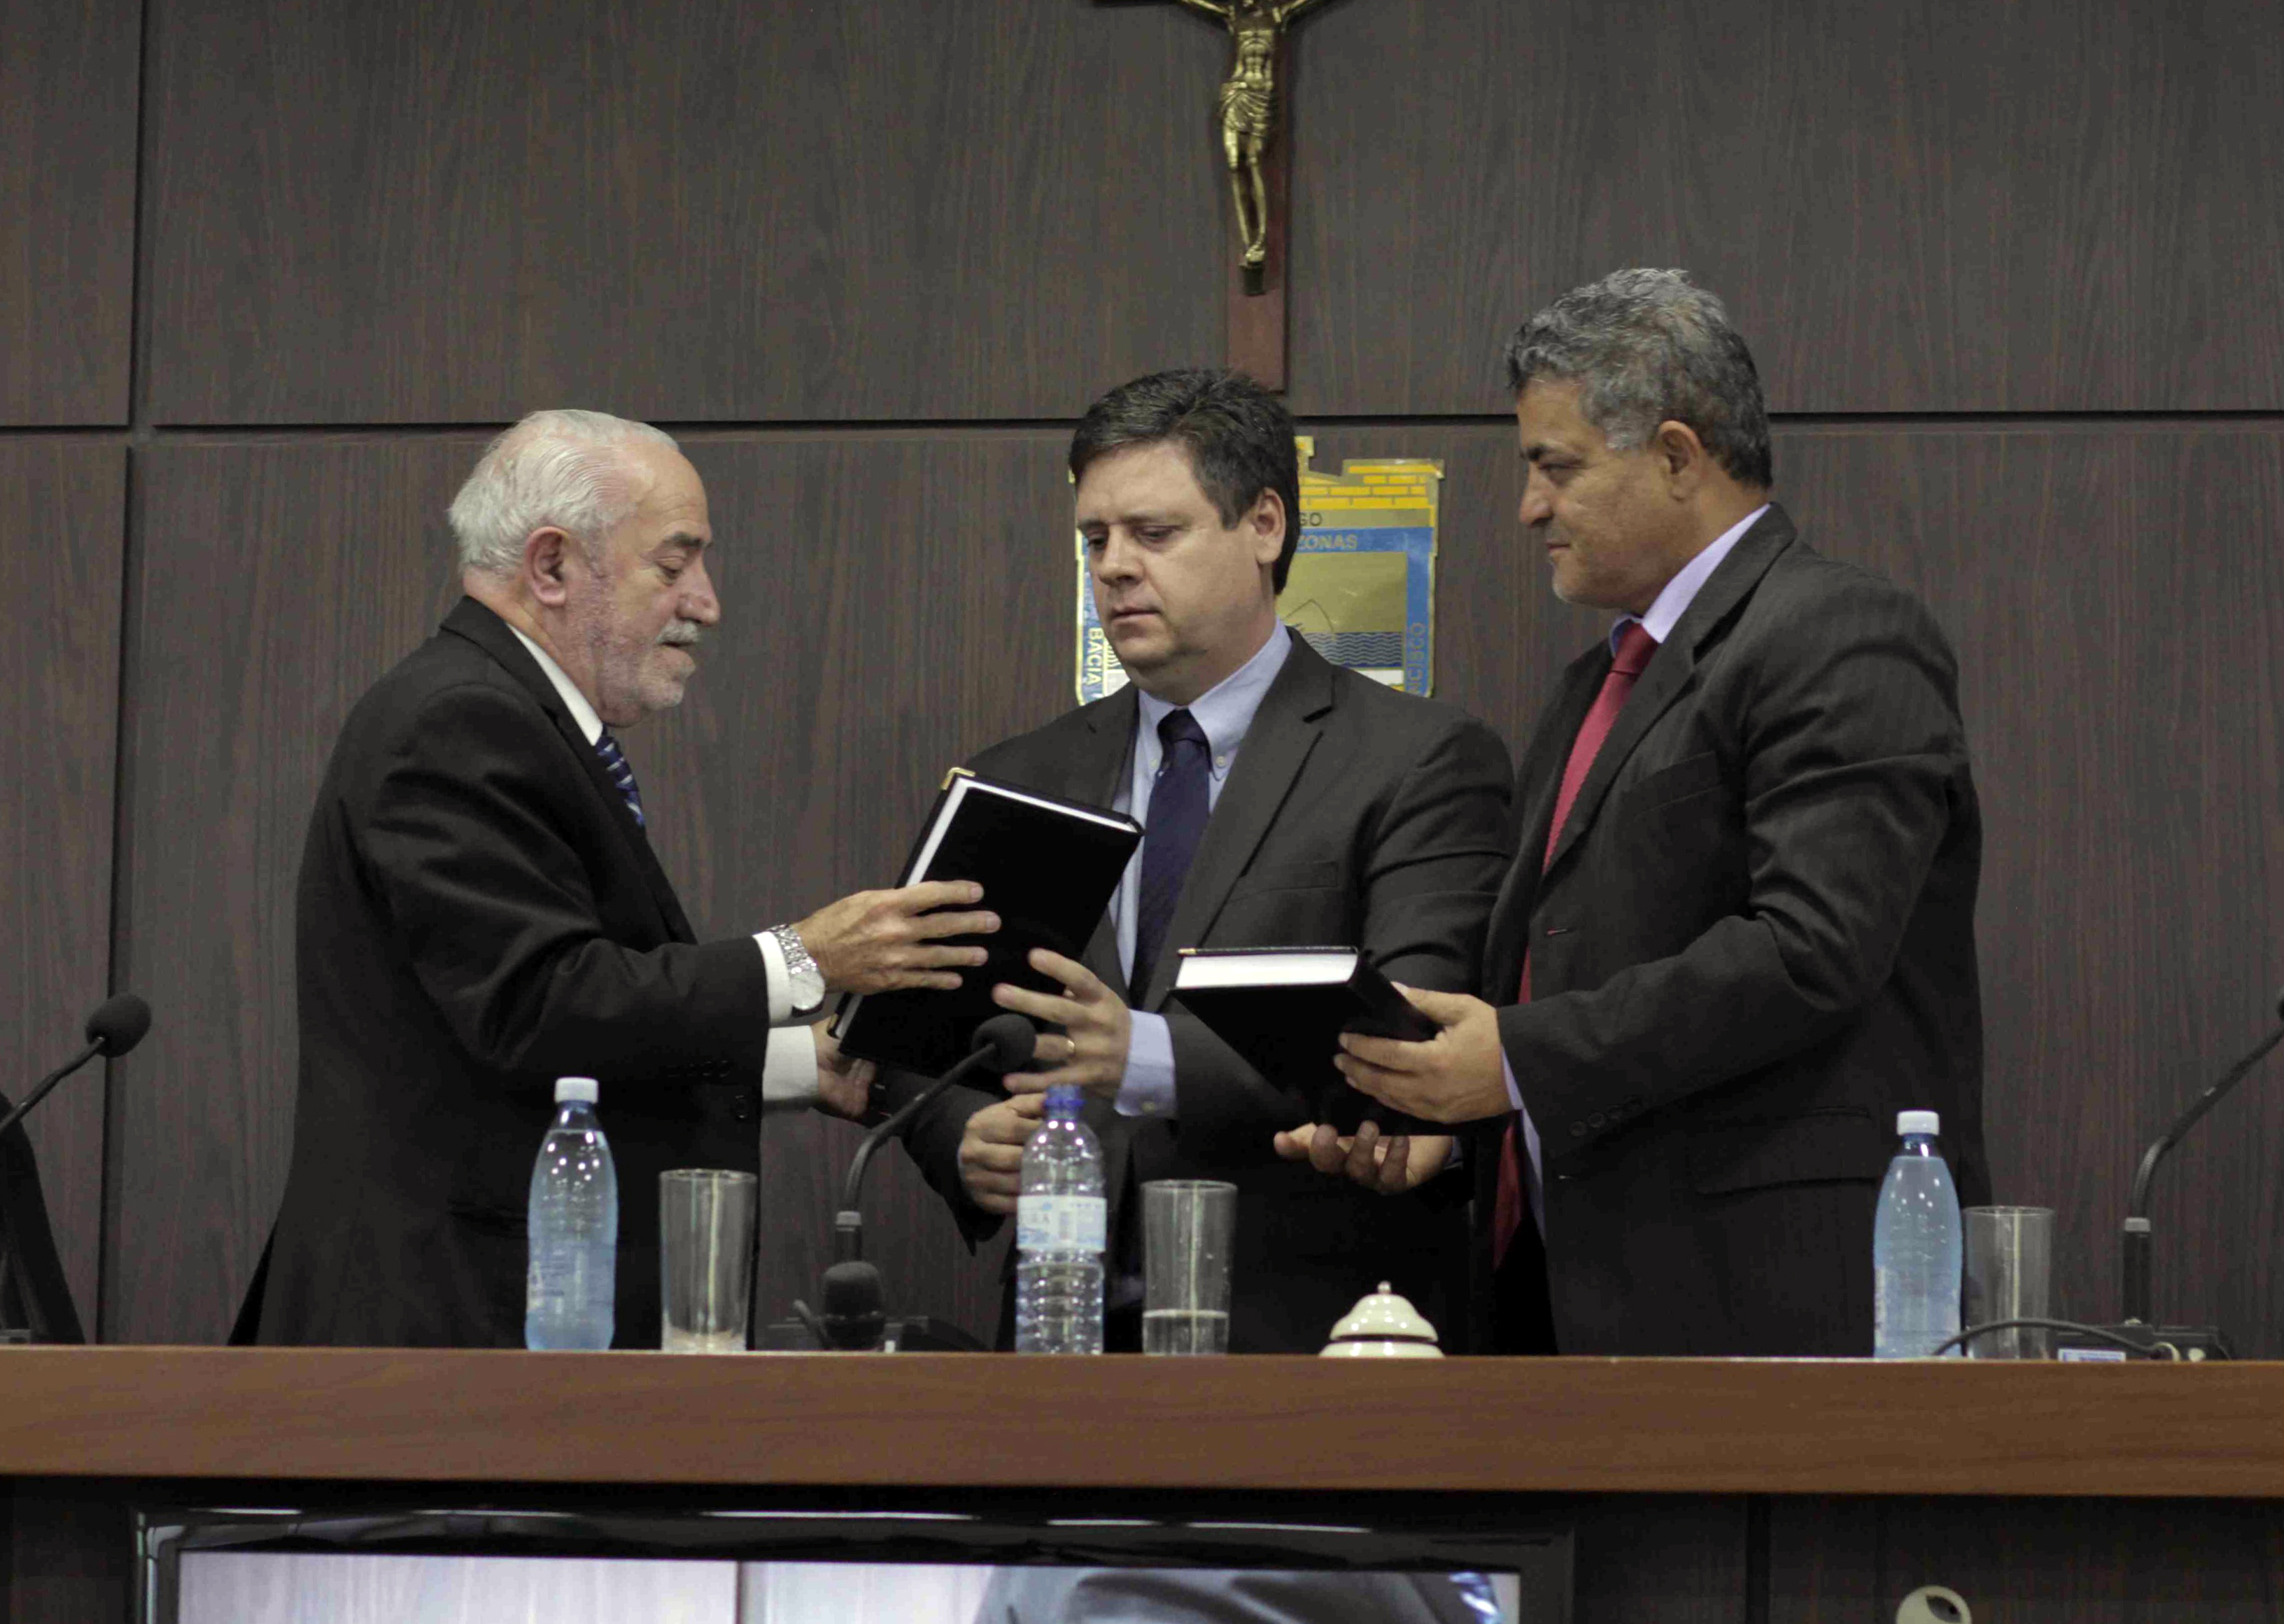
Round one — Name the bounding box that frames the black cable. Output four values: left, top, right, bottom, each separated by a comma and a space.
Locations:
1926, 1318, 2178, 1359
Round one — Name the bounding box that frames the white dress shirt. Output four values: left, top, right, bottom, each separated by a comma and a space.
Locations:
1504, 504, 1768, 1229
507, 626, 819, 1105
1108, 621, 1295, 1117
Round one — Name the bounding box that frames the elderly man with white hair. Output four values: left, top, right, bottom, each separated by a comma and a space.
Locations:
253, 410, 997, 1348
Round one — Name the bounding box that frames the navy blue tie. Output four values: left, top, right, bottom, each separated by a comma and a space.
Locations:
1132, 708, 1211, 999
593, 728, 646, 828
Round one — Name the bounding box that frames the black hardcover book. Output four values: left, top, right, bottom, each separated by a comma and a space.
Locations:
830, 769, 1141, 1078
1170, 947, 1442, 1136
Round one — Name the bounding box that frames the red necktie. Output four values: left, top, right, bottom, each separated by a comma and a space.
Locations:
1494, 621, 1659, 1269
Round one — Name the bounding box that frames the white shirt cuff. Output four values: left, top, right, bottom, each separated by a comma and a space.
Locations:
762, 1024, 821, 1108
754, 931, 808, 1026
1113, 1010, 1177, 1118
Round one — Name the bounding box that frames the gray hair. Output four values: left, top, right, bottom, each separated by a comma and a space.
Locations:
1502, 269, 1773, 489
448, 409, 679, 577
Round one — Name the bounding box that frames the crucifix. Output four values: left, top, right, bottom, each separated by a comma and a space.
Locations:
1114, 0, 1337, 390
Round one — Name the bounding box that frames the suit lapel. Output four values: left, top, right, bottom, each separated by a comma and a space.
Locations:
1136, 641, 1334, 1012
1485, 649, 1605, 986
439, 597, 694, 943
1073, 687, 1140, 1003
1541, 507, 1797, 879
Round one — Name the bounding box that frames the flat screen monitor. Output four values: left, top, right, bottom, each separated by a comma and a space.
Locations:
139, 1493, 1571, 1623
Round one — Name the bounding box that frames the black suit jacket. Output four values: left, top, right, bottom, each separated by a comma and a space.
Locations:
887, 637, 1514, 1354
1481, 506, 1989, 1356
258, 598, 774, 1348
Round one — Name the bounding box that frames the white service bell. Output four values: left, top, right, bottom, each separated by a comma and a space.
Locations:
1320, 1280, 1443, 1358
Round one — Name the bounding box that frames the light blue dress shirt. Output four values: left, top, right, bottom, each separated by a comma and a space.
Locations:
1504, 504, 1768, 1231
1109, 622, 1295, 1117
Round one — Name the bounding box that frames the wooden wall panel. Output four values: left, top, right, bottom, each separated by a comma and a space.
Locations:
142, 0, 1225, 426
112, 433, 1079, 1345
104, 422, 2284, 1355
0, 0, 141, 425
1288, 0, 2284, 416
1778, 424, 2284, 1348
0, 443, 125, 1334
1770, 1495, 2284, 1621
638, 432, 1082, 1341
1297, 420, 2284, 1353
112, 441, 479, 1343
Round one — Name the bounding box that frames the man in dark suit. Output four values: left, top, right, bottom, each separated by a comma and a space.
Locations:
260, 409, 997, 1348
886, 370, 1513, 1353
1324, 271, 1988, 1356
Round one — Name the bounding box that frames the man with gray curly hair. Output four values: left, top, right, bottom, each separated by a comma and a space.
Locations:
255, 410, 998, 1348
1325, 270, 1989, 1357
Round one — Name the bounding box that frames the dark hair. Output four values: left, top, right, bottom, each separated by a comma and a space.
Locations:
1069, 369, 1302, 593
1502, 268, 1773, 490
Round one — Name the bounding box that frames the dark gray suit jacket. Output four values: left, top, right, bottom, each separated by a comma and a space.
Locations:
888, 638, 1514, 1353
1481, 505, 1989, 1355
260, 598, 773, 1348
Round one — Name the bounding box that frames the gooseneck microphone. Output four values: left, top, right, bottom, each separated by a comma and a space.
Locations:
812, 1013, 1038, 1351
2120, 989, 2284, 1327
0, 994, 152, 1143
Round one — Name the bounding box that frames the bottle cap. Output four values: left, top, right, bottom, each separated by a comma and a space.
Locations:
555, 1077, 599, 1104
1897, 1109, 1939, 1136
1043, 1083, 1085, 1116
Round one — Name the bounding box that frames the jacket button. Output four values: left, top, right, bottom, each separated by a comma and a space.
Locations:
1588, 1112, 1607, 1129
1570, 1122, 1587, 1138
732, 1097, 756, 1123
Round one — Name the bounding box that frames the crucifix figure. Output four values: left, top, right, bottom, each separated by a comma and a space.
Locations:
1171, 0, 1330, 278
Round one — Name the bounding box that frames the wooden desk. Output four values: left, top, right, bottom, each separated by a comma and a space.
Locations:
7, 1350, 2283, 1623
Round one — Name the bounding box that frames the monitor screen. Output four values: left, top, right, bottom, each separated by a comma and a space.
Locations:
143, 1499, 1566, 1623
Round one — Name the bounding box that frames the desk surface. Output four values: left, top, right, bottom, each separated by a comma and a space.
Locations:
3, 1348, 2278, 1499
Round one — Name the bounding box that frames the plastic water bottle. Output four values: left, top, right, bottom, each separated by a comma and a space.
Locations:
1873, 1108, 1962, 1358
525, 1077, 619, 1350
1013, 1085, 1106, 1354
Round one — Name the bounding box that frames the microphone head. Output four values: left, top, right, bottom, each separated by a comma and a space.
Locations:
2274, 988, 2284, 1025
819, 1259, 887, 1350
85, 993, 151, 1058
971, 1012, 1037, 1075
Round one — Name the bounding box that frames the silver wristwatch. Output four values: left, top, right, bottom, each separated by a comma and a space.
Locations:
770, 924, 826, 1015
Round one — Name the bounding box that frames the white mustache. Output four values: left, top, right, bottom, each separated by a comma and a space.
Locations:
657, 622, 704, 648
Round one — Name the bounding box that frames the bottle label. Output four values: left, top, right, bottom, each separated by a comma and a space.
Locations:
1018, 1194, 1106, 1253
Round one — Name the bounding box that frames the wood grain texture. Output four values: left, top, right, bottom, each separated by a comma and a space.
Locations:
1769, 1495, 2284, 1622
11, 1349, 2284, 1497
1286, 0, 2284, 415
3, 1482, 131, 1624
141, 0, 1226, 425
113, 434, 1080, 1346
0, 0, 141, 425
113, 441, 481, 1343
1300, 419, 2284, 1355
0, 443, 126, 1334
635, 432, 1082, 1346
106, 422, 2284, 1359
1570, 1496, 1744, 1624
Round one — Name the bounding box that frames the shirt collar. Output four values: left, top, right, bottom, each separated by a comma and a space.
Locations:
507, 624, 605, 745
1612, 502, 1770, 656
1136, 621, 1293, 772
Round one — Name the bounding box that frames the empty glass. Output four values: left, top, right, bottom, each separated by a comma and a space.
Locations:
1962, 1205, 2054, 1358
659, 1169, 757, 1353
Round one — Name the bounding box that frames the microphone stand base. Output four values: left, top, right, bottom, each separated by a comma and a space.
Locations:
2056, 1323, 2233, 1362
755, 1314, 989, 1354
